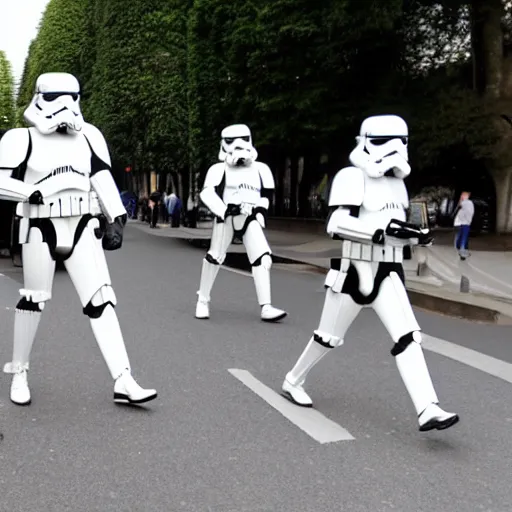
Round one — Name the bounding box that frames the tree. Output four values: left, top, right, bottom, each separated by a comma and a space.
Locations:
140, 1, 190, 196
0, 51, 15, 130
84, 0, 191, 192
469, 0, 512, 232
16, 0, 87, 115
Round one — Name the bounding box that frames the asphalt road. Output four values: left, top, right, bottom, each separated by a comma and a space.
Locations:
0, 224, 511, 512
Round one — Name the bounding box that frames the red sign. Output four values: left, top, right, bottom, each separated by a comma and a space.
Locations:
125, 166, 132, 173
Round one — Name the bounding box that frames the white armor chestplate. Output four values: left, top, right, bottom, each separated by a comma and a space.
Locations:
222, 165, 262, 208
346, 175, 407, 264
15, 131, 101, 219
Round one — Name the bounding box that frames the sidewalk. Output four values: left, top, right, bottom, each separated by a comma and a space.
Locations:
131, 219, 512, 325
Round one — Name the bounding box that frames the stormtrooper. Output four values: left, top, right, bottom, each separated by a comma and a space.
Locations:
195, 124, 287, 322
281, 115, 459, 432
0, 72, 157, 406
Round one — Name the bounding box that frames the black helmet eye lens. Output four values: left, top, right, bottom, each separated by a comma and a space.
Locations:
369, 137, 392, 146
223, 138, 234, 145
42, 93, 61, 102
368, 136, 407, 146
42, 92, 78, 102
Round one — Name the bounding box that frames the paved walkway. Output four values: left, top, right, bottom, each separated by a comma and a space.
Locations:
132, 219, 512, 323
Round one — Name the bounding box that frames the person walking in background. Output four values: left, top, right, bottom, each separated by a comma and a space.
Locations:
166, 192, 177, 223
149, 189, 162, 228
161, 190, 169, 223
166, 192, 182, 228
453, 191, 474, 260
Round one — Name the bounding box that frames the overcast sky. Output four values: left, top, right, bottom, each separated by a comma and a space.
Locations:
0, 0, 51, 89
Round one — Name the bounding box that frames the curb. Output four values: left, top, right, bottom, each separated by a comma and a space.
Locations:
405, 288, 512, 325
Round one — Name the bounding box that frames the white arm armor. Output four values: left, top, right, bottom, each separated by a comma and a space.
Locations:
199, 163, 227, 219
84, 124, 125, 223
256, 162, 275, 210
0, 129, 35, 201
327, 167, 376, 242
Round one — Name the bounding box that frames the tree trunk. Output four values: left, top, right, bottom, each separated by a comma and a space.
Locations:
471, 0, 512, 231
490, 167, 512, 232
471, 0, 503, 99
289, 154, 299, 217
297, 151, 316, 218
268, 148, 286, 216
274, 162, 284, 216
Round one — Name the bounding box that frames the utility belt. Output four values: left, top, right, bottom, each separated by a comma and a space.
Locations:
16, 191, 102, 219
217, 202, 266, 237
340, 240, 403, 263
325, 242, 405, 297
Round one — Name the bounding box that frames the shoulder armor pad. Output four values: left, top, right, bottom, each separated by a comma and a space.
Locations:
256, 162, 275, 189
0, 128, 30, 170
83, 123, 112, 167
203, 163, 225, 189
328, 166, 364, 207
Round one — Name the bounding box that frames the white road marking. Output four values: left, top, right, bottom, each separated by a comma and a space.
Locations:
423, 334, 512, 385
228, 368, 355, 444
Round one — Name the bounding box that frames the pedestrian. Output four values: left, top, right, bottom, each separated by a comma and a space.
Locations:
453, 191, 474, 260
149, 189, 162, 228
166, 192, 182, 228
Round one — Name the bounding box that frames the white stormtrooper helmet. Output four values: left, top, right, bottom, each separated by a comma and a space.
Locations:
349, 115, 411, 179
24, 72, 84, 135
218, 124, 258, 167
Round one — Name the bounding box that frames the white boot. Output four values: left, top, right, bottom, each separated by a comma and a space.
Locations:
281, 374, 313, 407
195, 298, 210, 319
252, 263, 287, 322
395, 340, 459, 431
3, 303, 42, 406
4, 364, 31, 406
89, 304, 157, 404
261, 304, 287, 322
195, 258, 221, 319
418, 403, 459, 432
280, 335, 334, 407
114, 370, 157, 404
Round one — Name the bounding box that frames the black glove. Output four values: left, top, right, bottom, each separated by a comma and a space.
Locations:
372, 229, 385, 245
385, 219, 434, 246
28, 190, 44, 205
102, 214, 126, 251
418, 230, 434, 246
385, 219, 423, 240
224, 203, 241, 218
